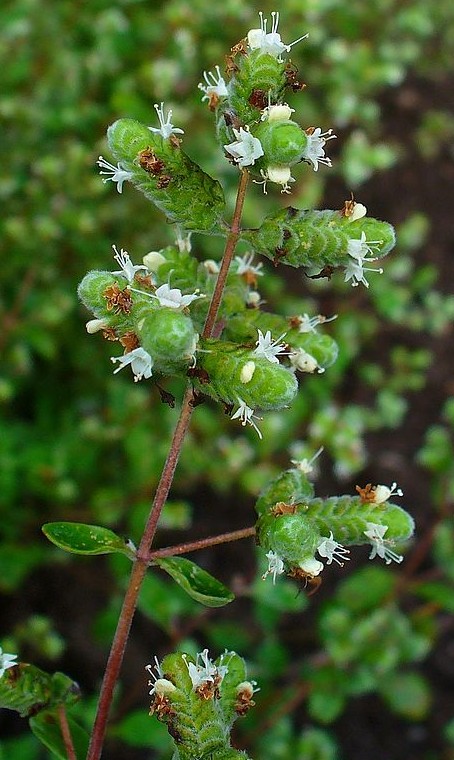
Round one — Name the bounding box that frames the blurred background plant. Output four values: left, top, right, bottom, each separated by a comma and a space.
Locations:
1, 0, 454, 758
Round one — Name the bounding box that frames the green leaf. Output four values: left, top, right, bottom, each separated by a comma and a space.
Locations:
378, 671, 432, 720
112, 709, 172, 750
413, 580, 454, 613
42, 522, 135, 559
154, 557, 234, 607
29, 710, 89, 760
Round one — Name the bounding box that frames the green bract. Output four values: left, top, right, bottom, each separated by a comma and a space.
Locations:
243, 207, 396, 269
194, 339, 298, 411
254, 119, 308, 166
138, 308, 197, 374
107, 118, 226, 233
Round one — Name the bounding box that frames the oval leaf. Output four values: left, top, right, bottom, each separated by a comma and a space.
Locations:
154, 557, 234, 607
30, 710, 89, 760
42, 522, 135, 559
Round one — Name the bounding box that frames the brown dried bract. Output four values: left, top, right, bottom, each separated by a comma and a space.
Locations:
288, 566, 323, 596
119, 331, 139, 353
103, 284, 132, 314
284, 62, 306, 92
134, 273, 154, 290
187, 366, 210, 384
273, 246, 288, 266
235, 687, 255, 716
138, 147, 165, 175
305, 265, 335, 281
288, 315, 302, 330
341, 192, 356, 218
102, 327, 118, 341
157, 174, 172, 189
356, 483, 379, 504
206, 91, 221, 111
196, 675, 221, 701
271, 501, 297, 516
225, 38, 247, 75
149, 693, 175, 720
169, 134, 182, 148
248, 89, 268, 110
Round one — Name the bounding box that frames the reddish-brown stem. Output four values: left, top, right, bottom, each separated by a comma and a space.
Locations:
57, 704, 77, 760
86, 169, 250, 760
148, 525, 256, 561
202, 169, 249, 337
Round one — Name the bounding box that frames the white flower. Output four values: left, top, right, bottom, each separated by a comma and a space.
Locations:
175, 230, 192, 253
299, 557, 324, 576
198, 65, 228, 103
289, 348, 324, 374
203, 259, 220, 274
86, 318, 108, 334
246, 290, 262, 307
348, 202, 367, 222
302, 128, 336, 171
149, 102, 184, 139
247, 11, 308, 61
254, 329, 287, 364
111, 244, 148, 283
254, 166, 295, 194
183, 649, 226, 690
344, 258, 383, 288
296, 313, 338, 333
240, 360, 256, 383
317, 532, 350, 566
262, 550, 285, 583
224, 127, 264, 168
372, 482, 404, 504
142, 251, 166, 272
132, 283, 204, 310
234, 253, 263, 278
261, 103, 294, 122
111, 347, 153, 382
231, 397, 263, 439
291, 445, 324, 474
146, 657, 176, 696
346, 232, 382, 261
97, 156, 132, 193
154, 284, 204, 309
0, 648, 17, 678
364, 522, 404, 565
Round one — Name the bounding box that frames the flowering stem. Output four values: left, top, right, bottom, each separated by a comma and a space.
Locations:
202, 169, 249, 337
86, 169, 250, 760
148, 525, 256, 561
57, 705, 77, 760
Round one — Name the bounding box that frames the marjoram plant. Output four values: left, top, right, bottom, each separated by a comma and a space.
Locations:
0, 12, 415, 760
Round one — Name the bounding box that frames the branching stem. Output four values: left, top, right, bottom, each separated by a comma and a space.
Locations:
148, 525, 256, 561
86, 168, 250, 760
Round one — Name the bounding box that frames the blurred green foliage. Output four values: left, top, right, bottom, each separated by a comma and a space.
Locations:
2, 0, 454, 758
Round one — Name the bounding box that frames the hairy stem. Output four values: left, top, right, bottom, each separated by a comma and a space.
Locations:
202, 169, 249, 337
86, 168, 250, 760
148, 525, 256, 561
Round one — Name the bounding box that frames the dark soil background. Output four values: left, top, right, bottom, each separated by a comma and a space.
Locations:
2, 75, 454, 760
